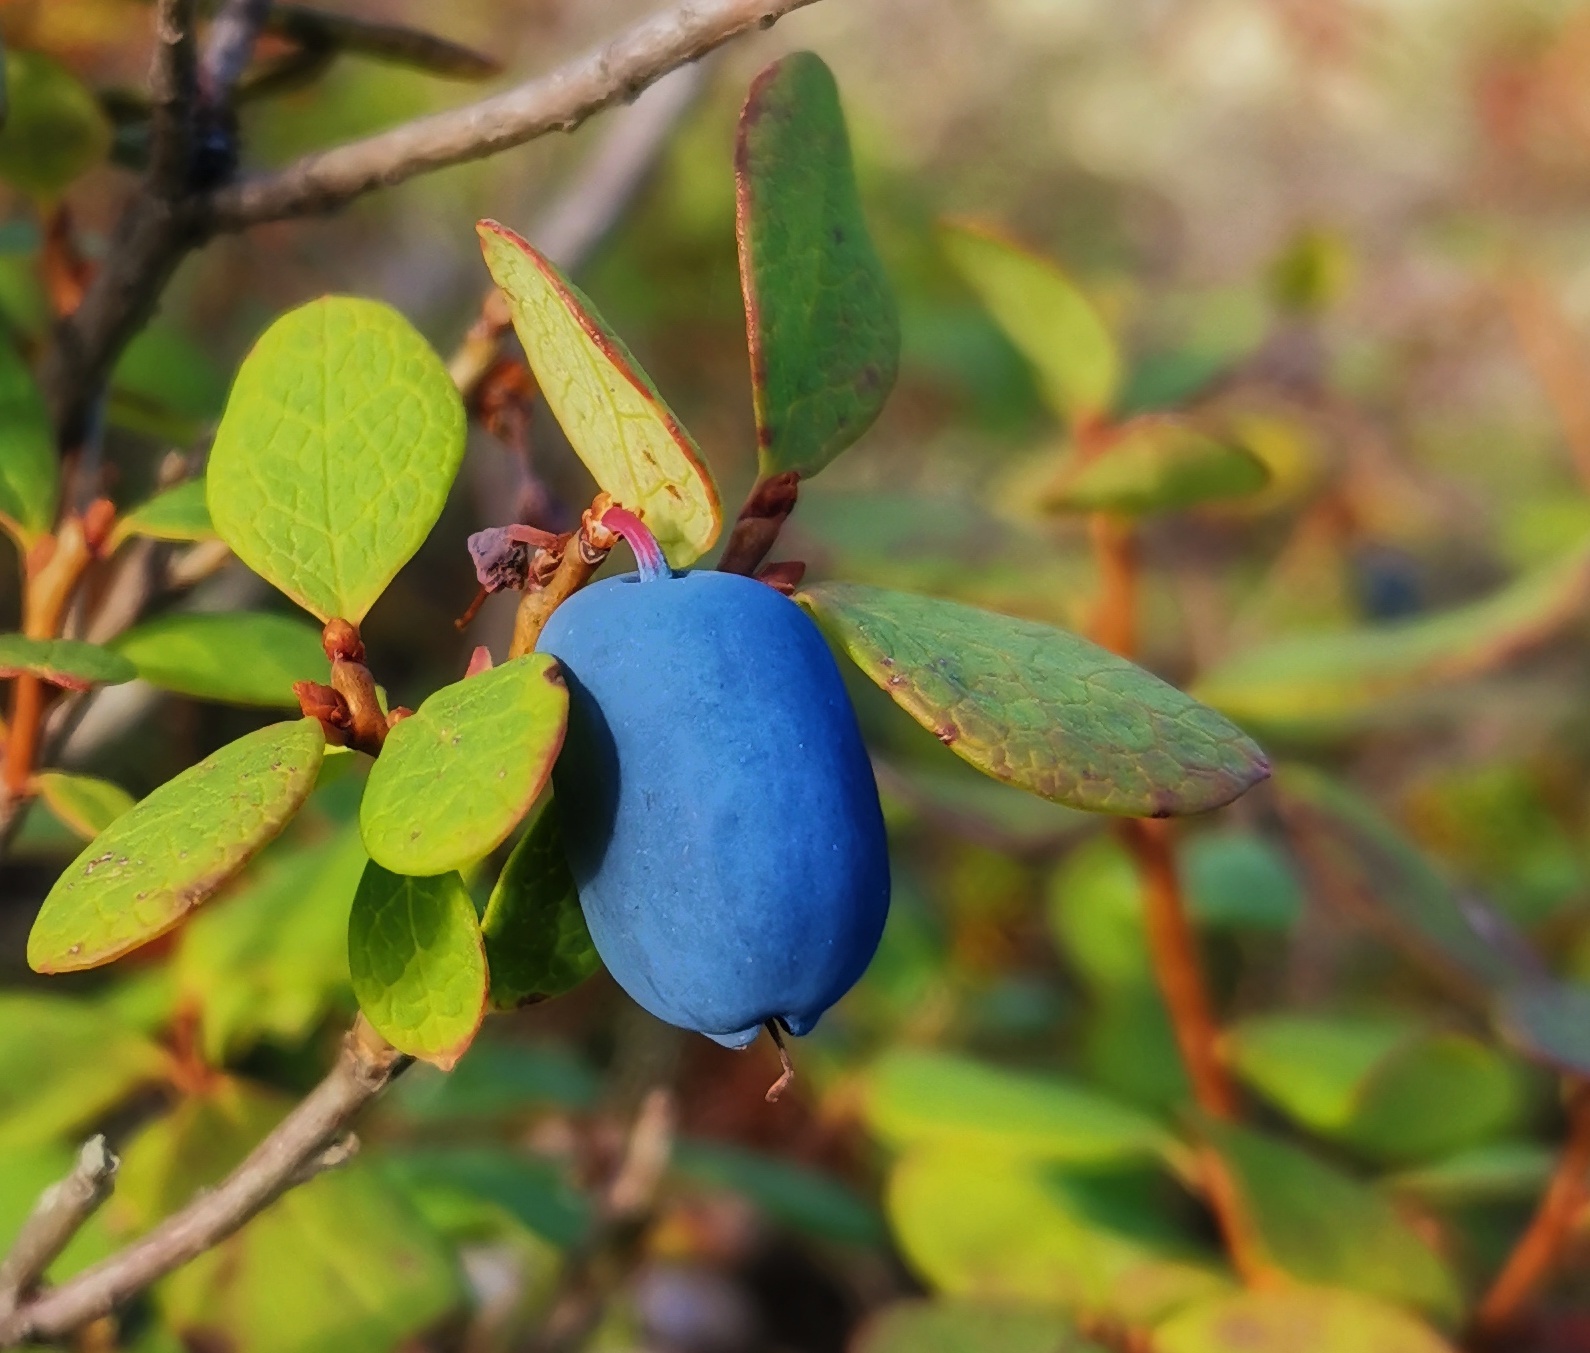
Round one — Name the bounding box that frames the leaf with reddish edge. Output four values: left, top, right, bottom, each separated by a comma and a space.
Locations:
478, 220, 720, 566
737, 51, 899, 479
0, 633, 136, 691
347, 863, 488, 1069
797, 581, 1268, 816
28, 719, 326, 973
360, 653, 568, 876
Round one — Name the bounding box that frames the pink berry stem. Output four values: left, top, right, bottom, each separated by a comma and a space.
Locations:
601, 505, 671, 582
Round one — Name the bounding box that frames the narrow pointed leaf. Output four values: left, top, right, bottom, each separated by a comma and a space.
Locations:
1156, 1290, 1457, 1353
1199, 1119, 1460, 1320
33, 772, 134, 838
207, 296, 467, 622
481, 798, 598, 1010
941, 221, 1120, 428
111, 611, 329, 707
478, 220, 720, 565
1196, 542, 1590, 733
798, 582, 1268, 815
1042, 417, 1269, 515
0, 51, 111, 199
111, 477, 215, 546
0, 335, 55, 543
1494, 980, 1590, 1077
347, 862, 488, 1069
736, 51, 899, 478
0, 633, 135, 690
361, 652, 567, 875
28, 719, 325, 972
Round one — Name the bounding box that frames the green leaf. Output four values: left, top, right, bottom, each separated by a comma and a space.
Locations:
1273, 766, 1526, 993
886, 1148, 1229, 1326
1183, 829, 1303, 930
864, 1047, 1176, 1166
0, 50, 111, 199
0, 633, 135, 690
798, 582, 1269, 815
111, 478, 216, 547
1155, 1289, 1457, 1353
855, 1300, 1103, 1353
32, 771, 134, 838
0, 333, 55, 543
1494, 980, 1590, 1076
379, 1146, 590, 1249
207, 296, 466, 623
1388, 1142, 1554, 1204
346, 862, 488, 1069
111, 610, 330, 708
28, 719, 326, 972
1200, 1119, 1461, 1321
481, 799, 598, 1010
388, 1037, 598, 1122
1225, 1014, 1522, 1163
736, 51, 899, 478
1041, 417, 1269, 515
941, 221, 1120, 428
115, 1080, 461, 1353
360, 653, 567, 875
672, 1140, 886, 1247
477, 220, 720, 566
0, 993, 167, 1152
1196, 542, 1590, 734
176, 823, 367, 1063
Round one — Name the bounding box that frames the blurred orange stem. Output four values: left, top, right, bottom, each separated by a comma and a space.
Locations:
1473, 1081, 1590, 1337
1089, 513, 1138, 657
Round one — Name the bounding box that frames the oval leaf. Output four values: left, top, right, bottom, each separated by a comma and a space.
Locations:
0, 633, 135, 690
347, 862, 488, 1069
736, 51, 899, 478
28, 719, 326, 973
1155, 1289, 1456, 1353
941, 220, 1120, 428
856, 1301, 1099, 1353
0, 335, 56, 543
111, 611, 330, 707
481, 798, 599, 1010
0, 50, 111, 200
1494, 980, 1590, 1077
111, 477, 215, 546
33, 771, 135, 839
798, 582, 1268, 815
1199, 1119, 1460, 1320
477, 220, 720, 565
1043, 418, 1269, 515
207, 296, 467, 623
361, 653, 567, 875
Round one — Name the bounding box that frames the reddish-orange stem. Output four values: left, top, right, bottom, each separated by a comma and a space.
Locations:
1473, 1083, 1590, 1338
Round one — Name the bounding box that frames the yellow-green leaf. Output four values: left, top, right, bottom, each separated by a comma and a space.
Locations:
111, 477, 215, 547
207, 296, 467, 623
941, 220, 1120, 428
33, 771, 134, 838
360, 653, 567, 876
481, 798, 598, 1010
799, 582, 1268, 815
28, 719, 325, 972
1154, 1289, 1456, 1353
346, 862, 488, 1069
856, 1301, 1102, 1353
478, 220, 720, 566
1043, 418, 1269, 516
111, 610, 330, 708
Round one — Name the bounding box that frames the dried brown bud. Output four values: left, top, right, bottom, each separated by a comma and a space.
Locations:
322, 618, 365, 664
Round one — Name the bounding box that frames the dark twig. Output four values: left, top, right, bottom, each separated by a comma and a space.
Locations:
148, 0, 198, 194
0, 1138, 119, 1325
0, 1021, 408, 1347
717, 470, 799, 576
199, 0, 275, 106
266, 6, 502, 81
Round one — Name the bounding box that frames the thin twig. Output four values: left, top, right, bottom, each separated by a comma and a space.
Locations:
0, 1021, 408, 1348
199, 0, 275, 106
206, 0, 821, 230
0, 1138, 119, 1324
266, 6, 502, 81
1472, 1081, 1590, 1339
148, 0, 198, 195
